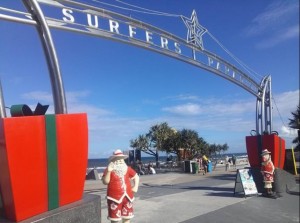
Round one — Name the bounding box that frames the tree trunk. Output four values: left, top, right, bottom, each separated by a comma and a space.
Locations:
155, 152, 159, 168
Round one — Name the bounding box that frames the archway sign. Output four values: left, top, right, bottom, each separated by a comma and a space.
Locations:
0, 0, 272, 135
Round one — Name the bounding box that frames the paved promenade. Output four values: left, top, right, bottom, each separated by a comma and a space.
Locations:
84, 164, 299, 223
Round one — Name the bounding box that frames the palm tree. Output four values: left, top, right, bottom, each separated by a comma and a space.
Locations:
147, 122, 173, 166
221, 143, 229, 154
288, 105, 300, 150
130, 122, 229, 164
208, 143, 218, 157
197, 136, 209, 156
179, 129, 202, 159
130, 134, 151, 154
161, 128, 181, 157
131, 122, 174, 167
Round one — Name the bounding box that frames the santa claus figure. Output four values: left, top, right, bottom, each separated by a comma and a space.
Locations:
261, 149, 275, 196
102, 150, 139, 223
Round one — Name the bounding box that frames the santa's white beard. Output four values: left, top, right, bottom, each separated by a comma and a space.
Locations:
113, 163, 128, 177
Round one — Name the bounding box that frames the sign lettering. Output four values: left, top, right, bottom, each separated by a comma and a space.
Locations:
61, 7, 182, 55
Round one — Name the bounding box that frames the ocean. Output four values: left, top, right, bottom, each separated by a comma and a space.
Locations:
88, 156, 168, 168
87, 152, 248, 169
87, 156, 169, 175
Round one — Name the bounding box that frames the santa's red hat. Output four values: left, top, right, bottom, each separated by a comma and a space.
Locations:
261, 149, 271, 156
108, 149, 128, 162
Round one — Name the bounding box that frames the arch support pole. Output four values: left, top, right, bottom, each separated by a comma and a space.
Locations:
22, 0, 67, 114
0, 79, 6, 118
256, 76, 272, 135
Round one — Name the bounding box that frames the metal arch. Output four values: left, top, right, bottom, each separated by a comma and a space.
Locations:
0, 79, 6, 118
0, 0, 272, 133
256, 76, 272, 135
45, 0, 262, 98
0, 0, 262, 97
22, 0, 67, 114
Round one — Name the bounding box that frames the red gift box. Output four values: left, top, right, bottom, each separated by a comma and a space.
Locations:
246, 134, 285, 169
0, 113, 88, 222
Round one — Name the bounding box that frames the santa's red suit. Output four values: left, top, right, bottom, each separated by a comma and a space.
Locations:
103, 166, 137, 203
261, 158, 275, 187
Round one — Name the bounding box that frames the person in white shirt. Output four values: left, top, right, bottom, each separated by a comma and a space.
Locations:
149, 166, 156, 174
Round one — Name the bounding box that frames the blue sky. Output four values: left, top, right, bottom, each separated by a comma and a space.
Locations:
0, 0, 299, 158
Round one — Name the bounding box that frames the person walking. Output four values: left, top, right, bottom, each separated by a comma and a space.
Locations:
225, 156, 230, 171
232, 154, 237, 169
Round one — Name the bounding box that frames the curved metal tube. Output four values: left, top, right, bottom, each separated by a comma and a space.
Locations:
264, 76, 272, 133
256, 99, 261, 135
256, 75, 272, 135
0, 79, 7, 118
268, 77, 273, 133
22, 0, 67, 114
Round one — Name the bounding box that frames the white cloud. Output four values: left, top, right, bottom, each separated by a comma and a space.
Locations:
244, 0, 299, 48
70, 104, 112, 117
21, 90, 112, 115
22, 91, 53, 103
256, 25, 299, 48
272, 90, 299, 118
66, 90, 91, 103
166, 94, 200, 101
270, 90, 299, 147
18, 89, 299, 157
162, 103, 202, 115
280, 125, 298, 138
162, 98, 254, 116
245, 1, 299, 36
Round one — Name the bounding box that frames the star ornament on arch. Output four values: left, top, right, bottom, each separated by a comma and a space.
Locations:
181, 10, 207, 50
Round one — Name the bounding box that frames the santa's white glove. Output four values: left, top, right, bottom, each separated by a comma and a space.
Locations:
107, 162, 115, 172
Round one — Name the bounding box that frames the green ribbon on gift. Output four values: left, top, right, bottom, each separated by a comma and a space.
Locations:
10, 104, 33, 117
10, 104, 59, 210
10, 103, 49, 117
45, 114, 59, 210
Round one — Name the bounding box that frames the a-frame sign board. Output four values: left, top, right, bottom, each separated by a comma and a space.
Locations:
234, 168, 258, 197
